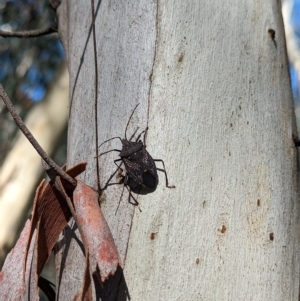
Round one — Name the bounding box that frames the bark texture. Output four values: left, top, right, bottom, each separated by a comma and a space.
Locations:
58, 1, 300, 300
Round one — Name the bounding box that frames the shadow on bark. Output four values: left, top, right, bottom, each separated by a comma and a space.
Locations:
95, 265, 130, 301
55, 222, 130, 300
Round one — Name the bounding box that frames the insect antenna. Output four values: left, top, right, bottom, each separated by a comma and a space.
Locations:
125, 103, 140, 140
135, 126, 148, 142
128, 127, 139, 141
98, 136, 122, 149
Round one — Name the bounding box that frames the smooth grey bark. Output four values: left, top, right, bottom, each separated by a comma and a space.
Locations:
57, 1, 300, 300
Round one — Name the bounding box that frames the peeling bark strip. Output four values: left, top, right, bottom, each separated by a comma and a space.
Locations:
25, 163, 87, 277
0, 162, 121, 300
0, 164, 83, 300
73, 180, 122, 282
0, 219, 38, 300
0, 78, 121, 297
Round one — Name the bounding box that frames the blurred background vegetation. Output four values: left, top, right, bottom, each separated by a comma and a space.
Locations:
285, 0, 300, 127
0, 0, 65, 165
0, 0, 66, 299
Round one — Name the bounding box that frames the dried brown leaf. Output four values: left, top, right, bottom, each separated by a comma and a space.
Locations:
0, 219, 39, 301
0, 161, 120, 300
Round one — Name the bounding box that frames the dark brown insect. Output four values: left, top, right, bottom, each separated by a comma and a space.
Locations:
98, 104, 175, 207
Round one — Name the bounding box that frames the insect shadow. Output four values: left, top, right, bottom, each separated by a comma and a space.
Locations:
98, 103, 175, 211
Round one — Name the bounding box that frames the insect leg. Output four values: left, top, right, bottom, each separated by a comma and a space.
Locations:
153, 159, 175, 188
115, 184, 126, 215
125, 185, 142, 212
101, 159, 123, 190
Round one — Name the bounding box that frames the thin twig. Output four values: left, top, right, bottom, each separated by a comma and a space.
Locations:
0, 84, 76, 187
91, 0, 101, 192
0, 26, 57, 38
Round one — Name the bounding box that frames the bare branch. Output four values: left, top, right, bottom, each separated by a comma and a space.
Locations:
0, 26, 57, 38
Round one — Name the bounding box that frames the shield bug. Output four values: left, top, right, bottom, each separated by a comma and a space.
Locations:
98, 104, 175, 207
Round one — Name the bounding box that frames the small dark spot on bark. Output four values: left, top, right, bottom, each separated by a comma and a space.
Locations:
257, 199, 260, 206
150, 232, 156, 240
269, 232, 274, 241
195, 258, 200, 264
268, 29, 275, 40
267, 29, 277, 48
220, 225, 227, 233
178, 54, 183, 62
293, 134, 300, 147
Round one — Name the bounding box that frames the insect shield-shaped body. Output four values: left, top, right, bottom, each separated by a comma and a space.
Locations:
119, 138, 158, 192
98, 103, 175, 208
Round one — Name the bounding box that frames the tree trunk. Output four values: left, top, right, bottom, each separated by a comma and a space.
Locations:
57, 1, 300, 300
